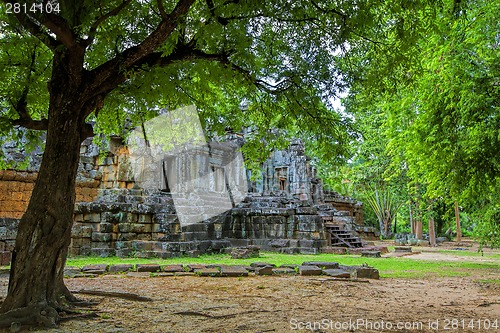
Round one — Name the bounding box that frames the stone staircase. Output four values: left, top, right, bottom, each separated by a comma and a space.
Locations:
325, 224, 363, 248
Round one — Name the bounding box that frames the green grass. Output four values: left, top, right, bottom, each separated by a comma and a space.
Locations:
66, 252, 500, 279
436, 249, 500, 259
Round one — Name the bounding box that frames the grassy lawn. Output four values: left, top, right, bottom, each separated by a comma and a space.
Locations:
66, 252, 500, 279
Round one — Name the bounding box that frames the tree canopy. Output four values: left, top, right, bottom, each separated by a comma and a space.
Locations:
333, 0, 500, 247
0, 0, 425, 328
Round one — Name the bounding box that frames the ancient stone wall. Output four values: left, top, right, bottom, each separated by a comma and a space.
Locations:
0, 134, 367, 260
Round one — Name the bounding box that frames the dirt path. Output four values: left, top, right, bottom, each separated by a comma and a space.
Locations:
16, 272, 496, 333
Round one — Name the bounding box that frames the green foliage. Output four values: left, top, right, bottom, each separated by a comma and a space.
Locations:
365, 187, 403, 238
335, 0, 500, 246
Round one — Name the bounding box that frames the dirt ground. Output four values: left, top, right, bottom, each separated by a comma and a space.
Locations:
1, 244, 499, 333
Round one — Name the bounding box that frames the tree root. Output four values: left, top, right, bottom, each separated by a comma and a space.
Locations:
72, 289, 153, 302
0, 304, 59, 330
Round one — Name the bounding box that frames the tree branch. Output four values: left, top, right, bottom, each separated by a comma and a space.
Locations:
87, 0, 196, 94
83, 0, 132, 47
2, 1, 59, 50
9, 118, 49, 131
156, 0, 169, 20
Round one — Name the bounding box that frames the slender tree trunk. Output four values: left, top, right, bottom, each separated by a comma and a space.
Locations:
0, 49, 88, 327
429, 216, 436, 247
415, 202, 423, 240
454, 201, 462, 242
409, 203, 415, 235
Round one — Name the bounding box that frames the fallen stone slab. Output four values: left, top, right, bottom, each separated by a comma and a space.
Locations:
255, 266, 274, 276
163, 264, 185, 273
302, 261, 339, 269
279, 264, 298, 269
220, 265, 249, 277
272, 267, 296, 275
394, 246, 412, 253
298, 265, 322, 276
339, 265, 380, 280
322, 269, 351, 278
64, 267, 82, 278
250, 262, 276, 268
82, 264, 108, 275
194, 268, 221, 277
361, 251, 381, 258
351, 267, 379, 279
186, 264, 206, 272
109, 264, 134, 273
136, 264, 161, 272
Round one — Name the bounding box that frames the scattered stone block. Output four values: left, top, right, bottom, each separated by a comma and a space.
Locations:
361, 251, 381, 258
272, 267, 296, 275
351, 267, 379, 280
64, 267, 82, 278
255, 266, 274, 276
302, 261, 339, 269
82, 264, 108, 275
220, 265, 249, 277
186, 250, 200, 257
231, 246, 260, 259
163, 264, 185, 273
250, 262, 276, 268
136, 264, 160, 272
394, 246, 412, 253
322, 269, 351, 278
186, 264, 206, 272
298, 265, 322, 276
109, 264, 134, 273
194, 268, 220, 277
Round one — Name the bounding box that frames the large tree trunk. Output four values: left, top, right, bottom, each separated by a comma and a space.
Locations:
0, 50, 87, 328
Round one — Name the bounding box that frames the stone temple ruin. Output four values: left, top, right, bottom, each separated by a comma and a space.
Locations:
0, 123, 378, 262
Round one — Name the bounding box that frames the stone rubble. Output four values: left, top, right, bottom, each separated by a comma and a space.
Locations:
65, 261, 379, 279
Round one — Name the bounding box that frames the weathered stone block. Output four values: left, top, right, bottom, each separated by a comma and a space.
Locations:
116, 248, 132, 258
322, 269, 351, 278
230, 246, 260, 259
220, 266, 249, 277
91, 232, 114, 242
298, 265, 322, 276
250, 262, 276, 268
361, 251, 381, 258
302, 261, 339, 269
82, 264, 108, 274
268, 239, 290, 248
163, 264, 185, 273
136, 264, 160, 272
351, 267, 379, 279
272, 267, 296, 275
255, 266, 274, 276
90, 248, 115, 257
194, 268, 221, 277
109, 264, 134, 273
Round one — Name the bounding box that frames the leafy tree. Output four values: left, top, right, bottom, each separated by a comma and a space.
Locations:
0, 0, 420, 328
339, 0, 500, 244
